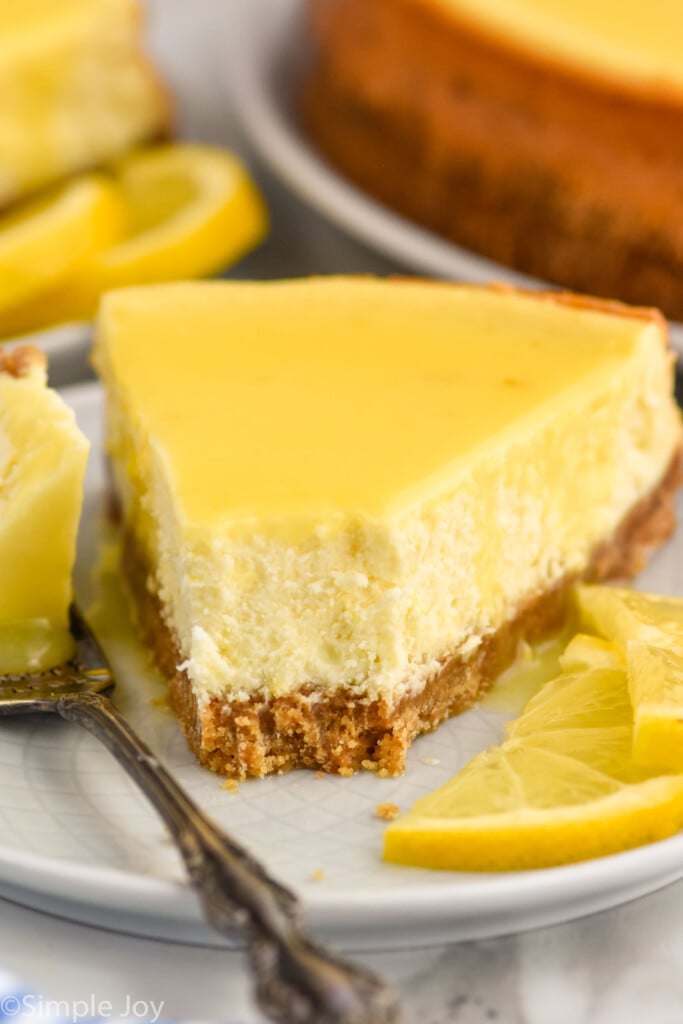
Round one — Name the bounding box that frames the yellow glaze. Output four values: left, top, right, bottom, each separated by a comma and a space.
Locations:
95, 279, 664, 529
427, 0, 683, 95
0, 349, 89, 672
0, 0, 169, 206
94, 279, 681, 706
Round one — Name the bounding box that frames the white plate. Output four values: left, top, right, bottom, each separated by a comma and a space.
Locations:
1, 381, 683, 951
231, 0, 683, 356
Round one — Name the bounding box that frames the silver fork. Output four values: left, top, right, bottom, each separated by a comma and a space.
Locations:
0, 606, 401, 1024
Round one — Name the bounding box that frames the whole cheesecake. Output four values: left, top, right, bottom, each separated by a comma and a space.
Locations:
0, 0, 169, 208
93, 278, 682, 778
0, 347, 89, 672
303, 0, 683, 319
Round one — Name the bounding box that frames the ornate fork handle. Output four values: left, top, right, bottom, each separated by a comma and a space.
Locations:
53, 690, 400, 1024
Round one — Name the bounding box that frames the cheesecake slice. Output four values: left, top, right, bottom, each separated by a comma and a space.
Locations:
0, 347, 89, 672
304, 0, 683, 318
93, 278, 682, 778
0, 0, 169, 208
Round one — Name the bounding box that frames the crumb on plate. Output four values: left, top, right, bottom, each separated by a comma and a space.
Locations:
376, 801, 400, 821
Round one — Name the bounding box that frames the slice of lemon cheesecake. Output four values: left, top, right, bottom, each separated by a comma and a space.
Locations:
304, 0, 683, 318
0, 0, 169, 208
93, 278, 682, 778
0, 347, 89, 672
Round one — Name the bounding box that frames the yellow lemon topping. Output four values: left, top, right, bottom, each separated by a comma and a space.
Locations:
94, 279, 675, 528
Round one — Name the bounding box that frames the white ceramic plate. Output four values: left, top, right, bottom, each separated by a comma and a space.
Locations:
1, 385, 683, 951
230, 0, 683, 356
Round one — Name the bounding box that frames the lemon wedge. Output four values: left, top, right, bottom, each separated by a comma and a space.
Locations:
575, 583, 683, 649
576, 584, 683, 771
558, 632, 624, 673
0, 175, 125, 314
0, 144, 268, 335
384, 664, 683, 871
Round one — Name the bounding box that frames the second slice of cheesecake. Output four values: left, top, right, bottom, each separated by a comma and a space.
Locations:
0, 346, 89, 672
93, 278, 682, 777
0, 0, 169, 208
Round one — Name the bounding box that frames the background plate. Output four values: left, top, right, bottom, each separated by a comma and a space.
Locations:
0, 382, 682, 951
231, 0, 683, 356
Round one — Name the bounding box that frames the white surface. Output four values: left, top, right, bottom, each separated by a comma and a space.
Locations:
232, 0, 683, 356
1, 381, 683, 954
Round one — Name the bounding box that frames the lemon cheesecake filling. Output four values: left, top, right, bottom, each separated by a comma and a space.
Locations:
93, 279, 681, 775
0, 0, 169, 207
0, 347, 89, 672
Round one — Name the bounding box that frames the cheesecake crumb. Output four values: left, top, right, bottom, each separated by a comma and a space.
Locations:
361, 759, 379, 772
315, 771, 325, 780
311, 868, 325, 882
420, 756, 441, 767
222, 779, 240, 794
376, 801, 400, 821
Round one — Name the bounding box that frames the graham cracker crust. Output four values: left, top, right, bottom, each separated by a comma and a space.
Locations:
302, 0, 683, 319
122, 451, 682, 779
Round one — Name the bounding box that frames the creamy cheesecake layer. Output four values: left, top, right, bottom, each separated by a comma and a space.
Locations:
0, 347, 89, 671
0, 0, 169, 206
94, 280, 682, 714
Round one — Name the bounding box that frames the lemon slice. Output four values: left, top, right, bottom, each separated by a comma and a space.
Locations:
97, 144, 268, 289
0, 175, 125, 313
575, 583, 683, 649
627, 642, 683, 770
558, 632, 624, 673
576, 584, 683, 770
0, 144, 268, 335
384, 665, 683, 871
